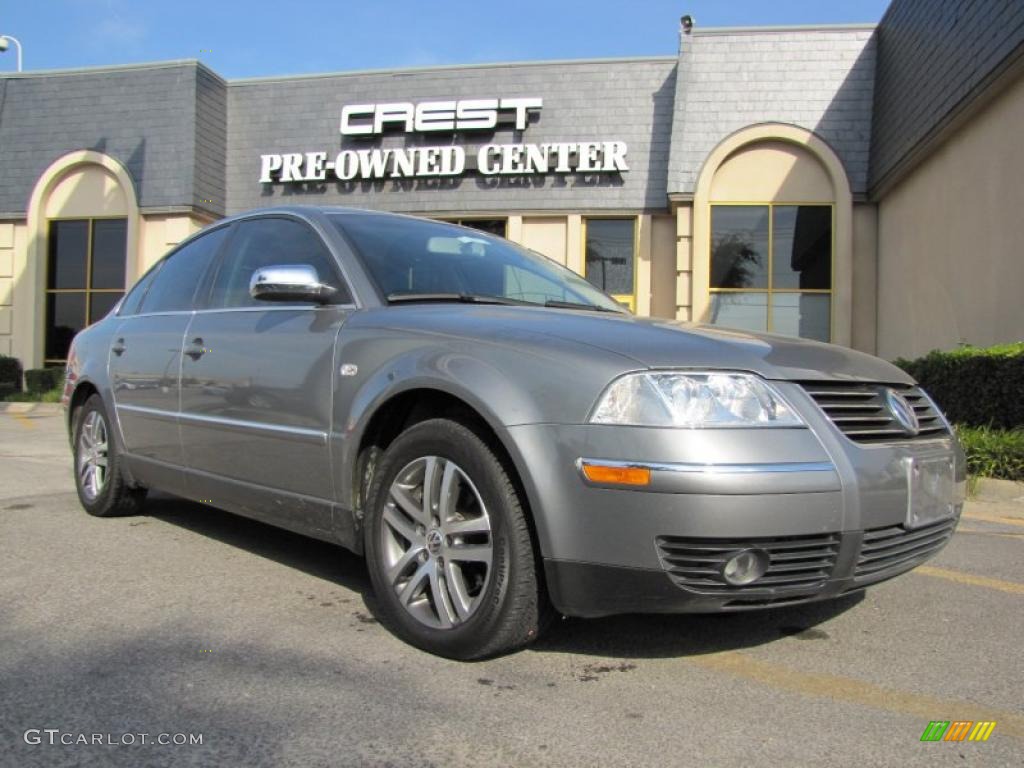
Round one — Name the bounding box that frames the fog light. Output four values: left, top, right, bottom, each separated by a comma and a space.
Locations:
722, 548, 769, 586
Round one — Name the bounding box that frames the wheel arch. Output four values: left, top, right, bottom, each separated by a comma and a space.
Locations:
67, 377, 140, 487
346, 383, 552, 566
67, 378, 99, 434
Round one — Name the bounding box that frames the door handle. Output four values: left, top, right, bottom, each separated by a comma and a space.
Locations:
111, 338, 126, 356
184, 337, 206, 361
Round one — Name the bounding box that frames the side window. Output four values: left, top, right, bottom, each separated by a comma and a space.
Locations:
140, 227, 230, 314
209, 217, 349, 309
118, 262, 163, 316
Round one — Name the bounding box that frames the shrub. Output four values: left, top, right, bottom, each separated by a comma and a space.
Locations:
24, 367, 65, 394
0, 355, 21, 399
2, 387, 62, 403
955, 425, 1024, 482
893, 342, 1024, 429
0, 354, 20, 388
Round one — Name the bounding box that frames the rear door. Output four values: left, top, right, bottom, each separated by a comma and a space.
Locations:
109, 225, 230, 491
178, 215, 354, 535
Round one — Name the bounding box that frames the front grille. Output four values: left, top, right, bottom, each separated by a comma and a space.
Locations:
799, 381, 948, 443
655, 532, 841, 595
855, 518, 956, 578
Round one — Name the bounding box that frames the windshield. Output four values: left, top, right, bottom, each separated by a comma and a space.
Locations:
331, 213, 626, 313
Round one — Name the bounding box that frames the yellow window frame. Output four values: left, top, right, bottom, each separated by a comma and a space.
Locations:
581, 216, 638, 312
44, 216, 128, 365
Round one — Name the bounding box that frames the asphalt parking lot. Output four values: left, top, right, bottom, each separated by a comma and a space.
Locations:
1, 407, 1021, 767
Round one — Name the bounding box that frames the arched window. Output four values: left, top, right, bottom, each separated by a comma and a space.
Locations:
25, 151, 139, 367
692, 125, 853, 347
45, 216, 127, 363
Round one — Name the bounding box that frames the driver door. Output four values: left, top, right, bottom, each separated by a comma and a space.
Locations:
178, 215, 354, 535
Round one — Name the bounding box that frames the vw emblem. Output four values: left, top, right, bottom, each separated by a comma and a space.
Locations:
884, 388, 920, 436
426, 530, 444, 556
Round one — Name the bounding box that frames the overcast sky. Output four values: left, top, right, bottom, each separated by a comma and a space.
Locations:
1, 0, 891, 78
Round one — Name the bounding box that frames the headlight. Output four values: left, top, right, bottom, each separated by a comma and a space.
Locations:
590, 372, 804, 428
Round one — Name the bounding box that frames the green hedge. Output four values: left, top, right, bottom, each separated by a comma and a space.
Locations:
24, 367, 64, 394
0, 355, 21, 399
955, 426, 1024, 482
894, 342, 1024, 429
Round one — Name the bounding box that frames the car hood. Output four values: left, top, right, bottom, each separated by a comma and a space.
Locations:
366, 305, 914, 384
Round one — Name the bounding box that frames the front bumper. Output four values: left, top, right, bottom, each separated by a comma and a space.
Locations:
505, 383, 966, 618
544, 513, 960, 617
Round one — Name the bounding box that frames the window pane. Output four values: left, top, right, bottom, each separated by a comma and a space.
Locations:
585, 219, 635, 295
119, 263, 162, 316
45, 292, 86, 360
47, 220, 89, 289
210, 218, 347, 309
141, 226, 229, 313
90, 219, 127, 289
711, 207, 769, 289
89, 292, 124, 324
708, 292, 768, 333
772, 206, 831, 290
460, 219, 506, 237
771, 293, 831, 342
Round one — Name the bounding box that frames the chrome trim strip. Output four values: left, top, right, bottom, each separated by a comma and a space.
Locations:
121, 305, 357, 319
190, 305, 356, 315
115, 403, 180, 424
115, 404, 327, 445
577, 458, 836, 474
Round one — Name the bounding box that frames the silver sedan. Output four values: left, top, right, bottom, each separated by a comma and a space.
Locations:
63, 206, 966, 658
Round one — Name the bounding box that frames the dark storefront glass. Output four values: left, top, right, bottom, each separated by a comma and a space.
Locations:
47, 220, 89, 289
88, 291, 124, 324
710, 206, 769, 290
455, 219, 507, 238
90, 219, 128, 289
771, 206, 831, 290
45, 218, 128, 362
44, 292, 86, 361
584, 218, 635, 296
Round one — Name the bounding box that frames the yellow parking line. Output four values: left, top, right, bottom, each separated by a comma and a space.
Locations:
915, 565, 1024, 595
962, 510, 1024, 528
691, 651, 1024, 740
957, 527, 1023, 541
10, 413, 35, 430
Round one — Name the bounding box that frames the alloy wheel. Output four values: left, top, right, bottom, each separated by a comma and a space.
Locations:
78, 410, 109, 502
380, 456, 493, 630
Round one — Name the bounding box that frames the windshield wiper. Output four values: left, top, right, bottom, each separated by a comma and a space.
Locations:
386, 292, 621, 312
386, 292, 524, 306
543, 299, 621, 313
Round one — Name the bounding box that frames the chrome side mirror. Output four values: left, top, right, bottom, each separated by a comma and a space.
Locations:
249, 264, 337, 304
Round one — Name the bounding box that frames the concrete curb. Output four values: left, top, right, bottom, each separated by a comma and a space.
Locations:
0, 402, 63, 415
972, 477, 1024, 505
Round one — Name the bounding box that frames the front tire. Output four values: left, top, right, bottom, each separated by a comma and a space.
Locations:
364, 418, 547, 659
73, 394, 146, 517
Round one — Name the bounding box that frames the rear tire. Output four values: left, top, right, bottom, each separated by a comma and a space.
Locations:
73, 394, 146, 517
364, 418, 548, 659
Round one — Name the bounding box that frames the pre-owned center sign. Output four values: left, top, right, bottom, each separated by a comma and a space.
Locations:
258, 97, 629, 183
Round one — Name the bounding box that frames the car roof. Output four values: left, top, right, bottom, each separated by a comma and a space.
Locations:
216, 205, 434, 226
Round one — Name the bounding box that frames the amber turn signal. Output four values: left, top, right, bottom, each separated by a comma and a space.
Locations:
581, 463, 651, 486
